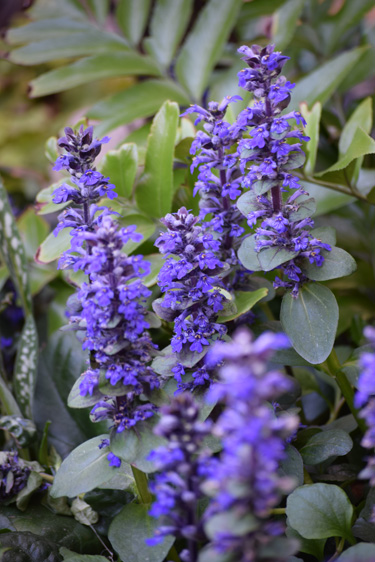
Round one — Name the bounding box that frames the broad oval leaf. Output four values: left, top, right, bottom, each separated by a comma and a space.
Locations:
175, 0, 242, 100
286, 483, 354, 541
237, 235, 262, 272
136, 101, 179, 218
236, 191, 259, 217
108, 503, 174, 562
217, 288, 268, 323
337, 544, 375, 561
301, 247, 357, 282
51, 435, 133, 498
257, 246, 298, 272
300, 429, 353, 465
280, 283, 338, 364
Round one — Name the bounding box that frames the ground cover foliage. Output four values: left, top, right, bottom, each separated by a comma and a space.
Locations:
0, 0, 375, 561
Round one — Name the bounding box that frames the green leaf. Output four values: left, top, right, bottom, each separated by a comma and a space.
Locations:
118, 214, 156, 255
60, 550, 109, 562
36, 228, 71, 264
30, 52, 160, 97
258, 245, 298, 272
51, 435, 133, 498
0, 372, 22, 417
317, 127, 375, 177
33, 332, 106, 458
288, 196, 316, 222
337, 544, 375, 562
237, 235, 263, 272
0, 416, 36, 447
175, 0, 242, 100
301, 180, 354, 216
152, 343, 209, 376
300, 102, 322, 176
7, 17, 94, 43
144, 0, 193, 67
116, 0, 151, 45
236, 191, 260, 217
272, 0, 304, 50
339, 97, 373, 157
286, 483, 354, 541
17, 209, 50, 260
279, 445, 304, 487
321, 0, 375, 55
217, 288, 268, 322
286, 526, 326, 561
100, 143, 138, 199
142, 254, 165, 288
86, 0, 110, 24
16, 472, 44, 511
0, 503, 101, 554
289, 47, 369, 112
9, 31, 129, 65
13, 314, 38, 419
301, 246, 357, 282
0, 177, 32, 314
111, 418, 166, 474
310, 226, 336, 246
108, 503, 174, 562
35, 180, 69, 216
280, 283, 338, 364
87, 79, 190, 135
300, 429, 353, 465
136, 101, 179, 218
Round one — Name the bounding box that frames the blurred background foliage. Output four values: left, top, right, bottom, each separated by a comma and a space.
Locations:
0, 0, 375, 450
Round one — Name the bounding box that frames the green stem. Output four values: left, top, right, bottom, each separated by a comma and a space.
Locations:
270, 507, 286, 515
131, 465, 152, 504
295, 172, 373, 205
320, 349, 366, 432
39, 472, 54, 483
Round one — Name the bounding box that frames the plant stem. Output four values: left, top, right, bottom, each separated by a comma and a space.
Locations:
295, 171, 373, 205
131, 465, 152, 504
39, 472, 54, 483
320, 349, 366, 432
271, 507, 286, 515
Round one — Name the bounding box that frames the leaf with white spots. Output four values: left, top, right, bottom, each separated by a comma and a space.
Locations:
14, 314, 39, 419
0, 176, 32, 314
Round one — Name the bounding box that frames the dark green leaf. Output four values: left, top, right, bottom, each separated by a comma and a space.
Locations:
87, 79, 189, 135
13, 314, 38, 419
0, 372, 22, 417
51, 435, 133, 498
322, 0, 374, 55
9, 31, 129, 65
33, 332, 106, 458
108, 503, 174, 562
0, 531, 61, 562
289, 47, 369, 112
272, 0, 304, 50
0, 416, 36, 447
0, 177, 32, 313
280, 283, 338, 364
0, 503, 101, 554
144, 0, 193, 67
60, 550, 109, 562
175, 0, 242, 100
258, 245, 298, 272
116, 0, 151, 45
283, 151, 306, 170
301, 247, 357, 282
16, 472, 43, 511
100, 143, 138, 199
30, 52, 160, 97
286, 526, 326, 561
136, 101, 179, 218
300, 429, 353, 465
310, 226, 336, 246
286, 483, 354, 541
279, 445, 304, 487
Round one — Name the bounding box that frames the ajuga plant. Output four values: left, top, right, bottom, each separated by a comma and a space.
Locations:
51, 126, 160, 459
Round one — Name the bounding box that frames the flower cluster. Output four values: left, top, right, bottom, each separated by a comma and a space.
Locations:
182, 97, 245, 267
53, 126, 159, 434
0, 452, 31, 501
155, 207, 228, 391
202, 328, 299, 561
355, 326, 375, 484
235, 44, 331, 296
147, 393, 212, 560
